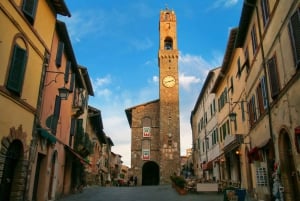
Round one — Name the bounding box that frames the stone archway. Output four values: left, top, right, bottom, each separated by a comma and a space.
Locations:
0, 126, 28, 201
278, 129, 298, 201
142, 161, 159, 185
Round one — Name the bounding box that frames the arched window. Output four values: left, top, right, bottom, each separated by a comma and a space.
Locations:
6, 36, 28, 96
164, 37, 173, 50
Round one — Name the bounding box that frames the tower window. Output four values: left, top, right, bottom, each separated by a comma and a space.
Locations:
164, 37, 173, 50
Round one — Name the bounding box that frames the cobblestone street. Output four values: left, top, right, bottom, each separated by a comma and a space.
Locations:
58, 185, 224, 201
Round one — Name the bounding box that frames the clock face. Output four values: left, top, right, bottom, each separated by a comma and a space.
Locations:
163, 75, 176, 88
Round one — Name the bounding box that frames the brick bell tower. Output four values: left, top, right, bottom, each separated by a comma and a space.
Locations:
158, 8, 181, 184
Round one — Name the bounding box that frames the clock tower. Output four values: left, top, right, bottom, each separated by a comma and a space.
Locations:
158, 8, 180, 183
125, 7, 180, 186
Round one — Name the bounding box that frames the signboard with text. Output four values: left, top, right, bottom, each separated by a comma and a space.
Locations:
143, 127, 151, 137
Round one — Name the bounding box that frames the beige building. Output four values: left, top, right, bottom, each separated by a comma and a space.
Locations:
235, 1, 300, 200
191, 0, 300, 201
191, 67, 221, 180
125, 8, 180, 185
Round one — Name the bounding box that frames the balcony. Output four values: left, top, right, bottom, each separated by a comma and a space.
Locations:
223, 134, 243, 153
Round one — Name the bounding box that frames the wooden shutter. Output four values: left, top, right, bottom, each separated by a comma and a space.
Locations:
248, 98, 254, 127
51, 96, 61, 134
64, 61, 71, 83
56, 42, 64, 67
22, 0, 38, 23
70, 118, 76, 136
289, 9, 300, 68
69, 73, 75, 93
7, 45, 27, 95
256, 82, 264, 116
267, 57, 280, 99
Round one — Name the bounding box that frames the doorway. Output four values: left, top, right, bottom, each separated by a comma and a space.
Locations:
142, 161, 159, 185
279, 129, 299, 201
0, 140, 23, 201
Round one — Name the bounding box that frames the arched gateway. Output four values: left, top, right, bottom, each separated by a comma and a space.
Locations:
142, 161, 159, 185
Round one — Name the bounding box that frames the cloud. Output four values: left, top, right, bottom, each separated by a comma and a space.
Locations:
131, 37, 154, 51
60, 10, 107, 43
208, 0, 239, 10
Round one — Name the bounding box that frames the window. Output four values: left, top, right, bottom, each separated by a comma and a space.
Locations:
6, 44, 27, 95
288, 8, 300, 68
229, 76, 234, 94
237, 57, 241, 78
261, 76, 268, 109
248, 95, 257, 127
212, 128, 219, 145
244, 47, 250, 72
64, 61, 71, 83
267, 56, 280, 99
261, 0, 270, 27
241, 101, 245, 122
22, 0, 38, 24
251, 25, 258, 55
164, 37, 173, 50
52, 95, 61, 134
218, 88, 228, 111
256, 80, 264, 116
56, 41, 64, 67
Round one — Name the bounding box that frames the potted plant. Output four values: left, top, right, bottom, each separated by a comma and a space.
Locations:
170, 175, 187, 195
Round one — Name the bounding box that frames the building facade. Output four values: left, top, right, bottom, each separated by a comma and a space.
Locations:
126, 8, 180, 185
0, 1, 70, 200
191, 1, 300, 201
190, 67, 220, 181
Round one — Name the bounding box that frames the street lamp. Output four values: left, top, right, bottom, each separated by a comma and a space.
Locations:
229, 112, 237, 121
58, 86, 69, 100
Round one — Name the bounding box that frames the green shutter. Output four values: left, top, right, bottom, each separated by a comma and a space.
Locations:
69, 73, 75, 93
56, 42, 64, 67
22, 0, 38, 23
267, 57, 280, 98
51, 96, 61, 134
7, 45, 27, 95
289, 9, 300, 67
64, 61, 71, 83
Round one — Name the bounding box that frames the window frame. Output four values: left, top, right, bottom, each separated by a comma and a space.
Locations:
6, 44, 28, 95
267, 56, 280, 99
261, 0, 270, 27
288, 8, 300, 68
22, 0, 38, 24
251, 25, 258, 55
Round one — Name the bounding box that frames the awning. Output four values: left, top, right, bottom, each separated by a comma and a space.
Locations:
65, 145, 90, 166
37, 128, 56, 144
202, 161, 213, 170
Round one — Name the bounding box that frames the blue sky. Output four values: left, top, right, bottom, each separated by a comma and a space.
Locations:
60, 0, 243, 166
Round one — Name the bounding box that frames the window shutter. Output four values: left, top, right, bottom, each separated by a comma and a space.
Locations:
70, 118, 76, 136
56, 42, 64, 67
289, 9, 300, 68
64, 61, 71, 83
261, 76, 268, 109
7, 45, 27, 95
267, 57, 280, 99
69, 73, 75, 93
261, 0, 270, 26
248, 100, 254, 127
51, 96, 61, 134
22, 0, 38, 23
256, 83, 264, 116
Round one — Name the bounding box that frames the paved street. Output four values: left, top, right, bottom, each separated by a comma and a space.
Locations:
58, 185, 224, 201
